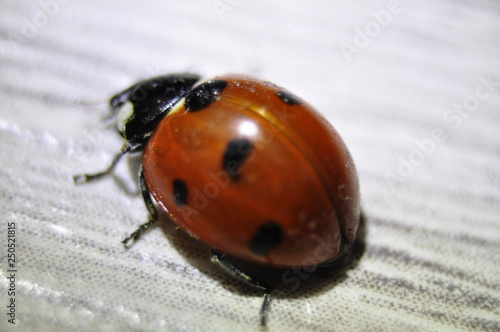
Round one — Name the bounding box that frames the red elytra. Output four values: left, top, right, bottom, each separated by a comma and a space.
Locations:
142, 74, 360, 268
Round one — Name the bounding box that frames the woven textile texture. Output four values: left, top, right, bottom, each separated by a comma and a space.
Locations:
1, 1, 499, 331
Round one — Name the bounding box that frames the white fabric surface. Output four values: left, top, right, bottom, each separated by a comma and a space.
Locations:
1, 0, 499, 331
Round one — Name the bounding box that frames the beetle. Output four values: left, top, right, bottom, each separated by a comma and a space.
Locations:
74, 73, 360, 327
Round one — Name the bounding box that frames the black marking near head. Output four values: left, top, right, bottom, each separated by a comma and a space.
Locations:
249, 221, 283, 256
222, 138, 253, 179
173, 179, 188, 206
276, 91, 302, 105
112, 73, 200, 147
185, 80, 228, 112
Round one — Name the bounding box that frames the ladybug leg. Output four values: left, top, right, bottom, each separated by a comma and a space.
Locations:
122, 166, 158, 248
210, 249, 271, 328
73, 143, 133, 184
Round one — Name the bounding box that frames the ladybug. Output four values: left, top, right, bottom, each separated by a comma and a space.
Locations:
75, 73, 360, 327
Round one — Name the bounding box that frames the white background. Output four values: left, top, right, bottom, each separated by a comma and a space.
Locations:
1, 0, 499, 331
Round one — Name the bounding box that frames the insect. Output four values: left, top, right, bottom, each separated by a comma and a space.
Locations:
74, 73, 360, 327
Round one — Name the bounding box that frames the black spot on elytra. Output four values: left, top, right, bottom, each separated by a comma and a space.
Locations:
249, 221, 283, 256
222, 138, 253, 179
185, 80, 228, 112
276, 90, 301, 105
173, 179, 188, 206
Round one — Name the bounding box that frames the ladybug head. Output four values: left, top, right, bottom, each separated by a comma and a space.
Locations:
111, 73, 200, 149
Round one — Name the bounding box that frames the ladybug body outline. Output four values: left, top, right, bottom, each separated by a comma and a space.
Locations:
75, 73, 360, 327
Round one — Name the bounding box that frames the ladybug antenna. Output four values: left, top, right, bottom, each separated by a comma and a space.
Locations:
73, 99, 118, 127
74, 99, 108, 107
101, 111, 119, 127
